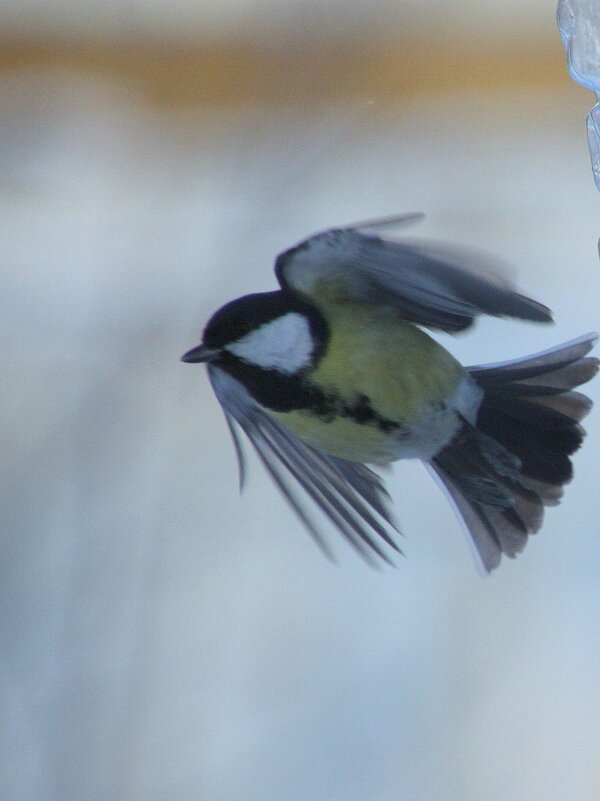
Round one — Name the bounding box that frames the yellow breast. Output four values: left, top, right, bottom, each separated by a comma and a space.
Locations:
268, 301, 465, 463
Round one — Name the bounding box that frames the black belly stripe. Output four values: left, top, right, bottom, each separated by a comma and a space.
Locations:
220, 358, 403, 434
339, 394, 401, 433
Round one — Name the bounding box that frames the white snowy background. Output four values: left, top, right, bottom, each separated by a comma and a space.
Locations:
2, 2, 600, 800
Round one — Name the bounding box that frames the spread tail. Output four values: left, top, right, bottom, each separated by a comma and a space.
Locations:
429, 334, 598, 572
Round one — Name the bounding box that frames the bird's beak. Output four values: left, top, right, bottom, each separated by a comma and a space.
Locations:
180, 343, 220, 363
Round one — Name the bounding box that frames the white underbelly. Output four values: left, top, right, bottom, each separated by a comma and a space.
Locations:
389, 373, 483, 461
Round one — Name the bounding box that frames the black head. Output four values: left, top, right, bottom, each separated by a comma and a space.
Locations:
181, 290, 328, 373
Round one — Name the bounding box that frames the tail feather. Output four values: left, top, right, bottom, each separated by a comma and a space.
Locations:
476, 398, 581, 484
430, 333, 598, 573
529, 390, 593, 421
467, 333, 598, 384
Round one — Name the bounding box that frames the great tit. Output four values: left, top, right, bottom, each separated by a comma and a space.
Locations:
182, 214, 598, 572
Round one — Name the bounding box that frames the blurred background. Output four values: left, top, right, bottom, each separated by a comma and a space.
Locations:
2, 2, 600, 800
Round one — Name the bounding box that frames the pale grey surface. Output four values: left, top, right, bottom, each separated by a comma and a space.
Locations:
0, 0, 568, 41
2, 73, 600, 801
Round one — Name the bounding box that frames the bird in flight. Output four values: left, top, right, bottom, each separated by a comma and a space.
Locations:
182, 214, 597, 572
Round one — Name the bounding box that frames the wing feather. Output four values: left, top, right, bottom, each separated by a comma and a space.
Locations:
208, 366, 401, 565
275, 215, 552, 332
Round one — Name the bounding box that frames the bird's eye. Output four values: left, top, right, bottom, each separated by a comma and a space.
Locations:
203, 312, 248, 349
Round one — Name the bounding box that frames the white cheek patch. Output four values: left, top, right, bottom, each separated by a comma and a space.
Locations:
227, 312, 314, 373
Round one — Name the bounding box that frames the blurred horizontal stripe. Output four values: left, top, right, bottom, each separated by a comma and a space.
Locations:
0, 35, 573, 107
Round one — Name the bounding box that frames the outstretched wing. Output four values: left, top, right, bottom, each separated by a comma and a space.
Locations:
208, 365, 401, 565
275, 214, 552, 333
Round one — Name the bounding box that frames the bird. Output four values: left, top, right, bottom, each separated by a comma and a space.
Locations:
181, 213, 598, 572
